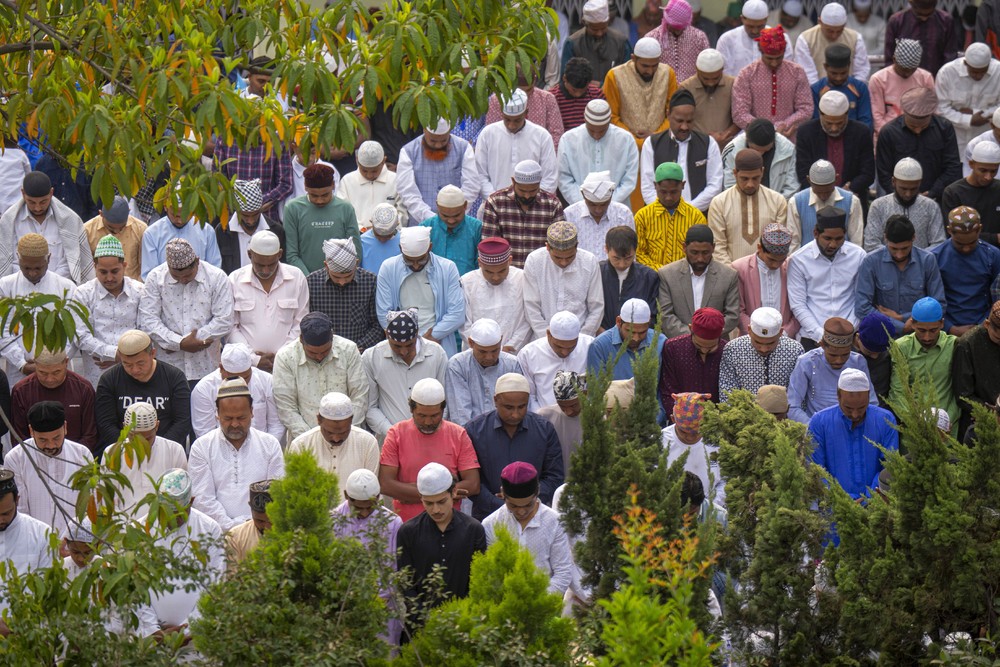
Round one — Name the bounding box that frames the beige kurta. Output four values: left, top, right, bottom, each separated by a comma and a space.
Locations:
707, 185, 792, 265
679, 74, 737, 137
225, 519, 260, 570
286, 425, 380, 483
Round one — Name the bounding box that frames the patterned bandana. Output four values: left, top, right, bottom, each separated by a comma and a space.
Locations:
672, 392, 711, 428
894, 38, 923, 69
760, 223, 792, 254
323, 238, 358, 272
249, 480, 273, 513
756, 25, 786, 56
553, 371, 586, 401
165, 238, 197, 269
386, 309, 419, 342
948, 205, 981, 231
662, 0, 693, 30
234, 178, 264, 213
94, 234, 126, 260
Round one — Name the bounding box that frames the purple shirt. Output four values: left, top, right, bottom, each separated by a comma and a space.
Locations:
658, 334, 727, 417
331, 501, 402, 561
884, 9, 957, 76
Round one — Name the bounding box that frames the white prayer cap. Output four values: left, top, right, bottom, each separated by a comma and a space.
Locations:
323, 238, 358, 272
782, 0, 804, 16
399, 226, 432, 256
965, 42, 993, 68
502, 88, 529, 116
319, 392, 355, 420
584, 99, 612, 125
931, 407, 951, 433
580, 171, 615, 202
495, 372, 531, 395
809, 159, 837, 186
993, 109, 1000, 126
549, 311, 581, 340
513, 160, 543, 184
820, 3, 847, 26
582, 0, 610, 23
468, 318, 502, 346
852, 0, 871, 9
696, 48, 724, 72
411, 378, 446, 405
819, 90, 850, 115
66, 519, 95, 544
345, 469, 380, 500
837, 368, 870, 392
429, 117, 451, 135
742, 0, 768, 20
436, 184, 466, 207
620, 298, 651, 324
416, 462, 454, 495
221, 342, 253, 373
356, 140, 385, 168
749, 307, 783, 337
634, 37, 662, 59
893, 157, 923, 181
972, 141, 1000, 165
248, 230, 281, 256
124, 401, 158, 431
370, 203, 399, 235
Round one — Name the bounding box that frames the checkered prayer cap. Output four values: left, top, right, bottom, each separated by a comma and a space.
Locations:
894, 39, 923, 69
323, 238, 358, 272
386, 309, 419, 342
234, 178, 264, 213
94, 234, 125, 259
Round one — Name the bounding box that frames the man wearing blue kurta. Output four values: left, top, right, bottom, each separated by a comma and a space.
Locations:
587, 298, 666, 380
931, 206, 1000, 337
420, 185, 482, 276
809, 367, 899, 498
141, 206, 222, 279
788, 317, 877, 424
444, 318, 523, 427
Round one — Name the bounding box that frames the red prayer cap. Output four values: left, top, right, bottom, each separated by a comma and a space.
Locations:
756, 25, 786, 56
691, 307, 724, 340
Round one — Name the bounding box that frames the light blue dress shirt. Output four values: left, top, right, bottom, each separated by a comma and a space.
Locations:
855, 246, 946, 335
787, 349, 877, 424
141, 217, 222, 279
586, 326, 666, 381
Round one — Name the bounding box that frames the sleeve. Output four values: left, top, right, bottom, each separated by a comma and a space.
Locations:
345, 346, 371, 427
707, 198, 731, 264
931, 125, 963, 200
395, 149, 434, 223
202, 226, 223, 270
887, 342, 905, 409
784, 72, 816, 133
546, 95, 565, 151
848, 198, 865, 247
190, 381, 217, 438
657, 273, 689, 338
539, 135, 559, 195
787, 256, 822, 341
76, 230, 96, 283
190, 442, 240, 531
730, 71, 754, 129
690, 138, 724, 212
546, 525, 575, 594
722, 270, 740, 335
460, 143, 481, 206
808, 417, 827, 469
271, 352, 311, 440
141, 229, 158, 281
870, 76, 887, 132
855, 259, 889, 331
538, 426, 566, 505
583, 265, 605, 336
263, 152, 294, 205
283, 209, 310, 275
953, 337, 979, 415
795, 37, 819, 84
935, 74, 972, 130
358, 280, 386, 352
926, 206, 947, 247
521, 259, 549, 340
864, 202, 887, 252
786, 360, 812, 424
430, 265, 466, 340
717, 348, 737, 401
95, 374, 122, 446
363, 352, 393, 439
160, 372, 192, 446
604, 70, 628, 132
474, 133, 497, 200
265, 385, 285, 442
79, 384, 98, 450
617, 138, 639, 204
852, 35, 870, 82
883, 17, 897, 64
851, 128, 876, 194
658, 346, 677, 415
481, 197, 501, 238
925, 259, 947, 315
195, 273, 235, 342
444, 360, 472, 428
639, 139, 657, 205
855, 85, 874, 129
874, 130, 896, 198
138, 276, 183, 351
558, 138, 583, 205
374, 265, 394, 330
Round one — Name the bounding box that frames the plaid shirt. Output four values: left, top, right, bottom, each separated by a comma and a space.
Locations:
215, 143, 294, 207
307, 267, 385, 352
481, 186, 565, 269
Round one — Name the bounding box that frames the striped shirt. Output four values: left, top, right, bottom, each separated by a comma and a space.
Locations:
481, 186, 565, 269
547, 83, 605, 131
634, 199, 706, 270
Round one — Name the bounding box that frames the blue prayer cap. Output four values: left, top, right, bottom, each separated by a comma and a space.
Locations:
911, 297, 943, 323
857, 312, 893, 353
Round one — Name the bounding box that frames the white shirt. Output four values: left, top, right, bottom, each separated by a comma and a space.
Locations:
794, 31, 870, 84
335, 167, 403, 231
935, 58, 1000, 152
0, 512, 52, 574
691, 266, 707, 310
105, 435, 188, 515
4, 438, 93, 537
460, 267, 533, 352
139, 261, 235, 381
563, 201, 635, 259
229, 262, 309, 359
756, 256, 782, 311
361, 338, 449, 440
286, 425, 380, 482
224, 212, 272, 271
14, 207, 70, 278
639, 132, 724, 211
189, 427, 285, 531
72, 277, 145, 387
516, 334, 594, 411
475, 120, 559, 198
483, 502, 575, 594
0, 270, 77, 384
0, 149, 30, 214
522, 248, 604, 340
662, 425, 725, 506
395, 137, 480, 224
556, 123, 639, 206
149, 508, 224, 627
716, 25, 796, 77
787, 239, 867, 342
190, 368, 285, 442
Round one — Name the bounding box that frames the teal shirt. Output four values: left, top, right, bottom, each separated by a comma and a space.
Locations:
889, 330, 958, 428
420, 214, 482, 276
283, 196, 361, 274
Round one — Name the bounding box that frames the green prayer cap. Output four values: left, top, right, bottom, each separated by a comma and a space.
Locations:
94, 235, 125, 260
654, 162, 685, 183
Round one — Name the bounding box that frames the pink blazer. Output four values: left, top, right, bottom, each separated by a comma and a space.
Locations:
731, 254, 800, 339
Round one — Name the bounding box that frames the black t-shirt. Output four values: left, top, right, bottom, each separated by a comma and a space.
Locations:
95, 361, 191, 453
397, 510, 486, 603
941, 179, 1000, 246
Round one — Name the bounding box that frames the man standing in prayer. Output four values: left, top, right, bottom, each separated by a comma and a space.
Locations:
360, 204, 402, 276
557, 100, 638, 209
396, 119, 480, 226
935, 42, 1000, 156
563, 171, 635, 258
561, 0, 632, 84
865, 158, 946, 251
307, 237, 383, 353
787, 159, 865, 245
335, 141, 402, 231
794, 2, 870, 84
658, 307, 726, 416
190, 343, 283, 441
678, 49, 739, 149
226, 480, 274, 570
643, 0, 710, 82
283, 163, 361, 275
82, 195, 146, 281
635, 161, 706, 269
884, 0, 956, 76
287, 391, 380, 482
588, 298, 666, 380
719, 306, 805, 397
869, 39, 937, 135
10, 348, 97, 453
217, 178, 286, 275
517, 311, 593, 411
420, 185, 482, 276
460, 238, 533, 353
445, 319, 523, 427
475, 90, 558, 201
716, 0, 793, 76
732, 224, 799, 338
932, 207, 1000, 336
600, 225, 659, 332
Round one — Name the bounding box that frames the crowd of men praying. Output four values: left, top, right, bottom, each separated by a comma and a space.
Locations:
0, 0, 999, 648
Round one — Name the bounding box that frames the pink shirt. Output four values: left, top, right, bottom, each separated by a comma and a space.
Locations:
379, 419, 481, 522
731, 60, 814, 135
228, 262, 309, 357
868, 66, 936, 135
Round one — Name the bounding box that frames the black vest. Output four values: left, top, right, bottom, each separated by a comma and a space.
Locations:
649, 130, 710, 199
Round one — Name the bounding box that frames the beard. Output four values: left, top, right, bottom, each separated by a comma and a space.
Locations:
515, 195, 536, 207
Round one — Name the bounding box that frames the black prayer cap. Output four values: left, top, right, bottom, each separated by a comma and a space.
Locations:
0, 470, 17, 497
22, 171, 52, 198
815, 206, 848, 231
746, 118, 776, 147
299, 312, 333, 346
685, 224, 715, 244
27, 401, 65, 432
824, 43, 852, 68
669, 88, 696, 108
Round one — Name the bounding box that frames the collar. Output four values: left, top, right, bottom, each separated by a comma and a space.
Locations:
164, 263, 205, 285
234, 215, 271, 238
688, 262, 708, 277
99, 277, 137, 299
914, 330, 947, 351
808, 188, 844, 207
490, 410, 527, 434
296, 339, 339, 366
670, 132, 689, 143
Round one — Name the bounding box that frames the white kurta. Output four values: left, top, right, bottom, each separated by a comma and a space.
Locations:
72, 277, 145, 387
148, 508, 224, 628
935, 59, 1000, 154
522, 248, 604, 339
190, 368, 285, 442
845, 13, 886, 57
460, 267, 534, 352
188, 428, 285, 531
0, 512, 52, 573
716, 25, 796, 77
106, 435, 188, 515
4, 439, 93, 537
662, 425, 725, 506
286, 425, 380, 482
0, 270, 77, 386
516, 335, 594, 411
335, 168, 404, 231
474, 120, 559, 198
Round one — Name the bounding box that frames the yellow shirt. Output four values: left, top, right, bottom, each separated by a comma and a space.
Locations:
635, 199, 705, 270
83, 215, 148, 281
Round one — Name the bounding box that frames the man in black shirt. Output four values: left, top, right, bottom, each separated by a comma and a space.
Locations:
941, 141, 1000, 247
954, 301, 1000, 439
94, 329, 191, 456
397, 462, 486, 639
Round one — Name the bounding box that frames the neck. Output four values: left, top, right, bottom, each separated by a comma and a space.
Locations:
106, 282, 125, 297
255, 272, 277, 291
226, 435, 248, 450
503, 422, 520, 438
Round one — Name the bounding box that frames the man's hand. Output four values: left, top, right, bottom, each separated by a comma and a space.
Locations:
877, 306, 903, 321
502, 345, 517, 354
19, 361, 35, 376
972, 111, 990, 127
454, 487, 470, 498
259, 200, 275, 212
959, 106, 975, 114
422, 330, 439, 344
179, 330, 211, 352
902, 317, 915, 334
949, 324, 975, 337
95, 356, 117, 369
256, 352, 275, 372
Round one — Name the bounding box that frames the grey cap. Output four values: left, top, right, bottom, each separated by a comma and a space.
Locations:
103, 196, 130, 224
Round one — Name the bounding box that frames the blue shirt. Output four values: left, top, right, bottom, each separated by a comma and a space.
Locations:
463, 410, 565, 520
855, 246, 947, 335
444, 350, 523, 428
360, 230, 401, 276
141, 217, 223, 279
586, 326, 666, 380
809, 404, 898, 498
420, 214, 483, 276
930, 240, 1000, 330
811, 77, 873, 129
787, 348, 877, 424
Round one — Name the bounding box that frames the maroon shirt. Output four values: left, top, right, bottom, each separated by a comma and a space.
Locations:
11, 371, 98, 453
548, 83, 605, 131
658, 334, 727, 418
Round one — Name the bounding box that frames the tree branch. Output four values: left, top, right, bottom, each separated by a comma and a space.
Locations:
0, 41, 55, 56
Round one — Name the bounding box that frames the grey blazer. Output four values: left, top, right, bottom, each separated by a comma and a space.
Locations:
657, 259, 740, 338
